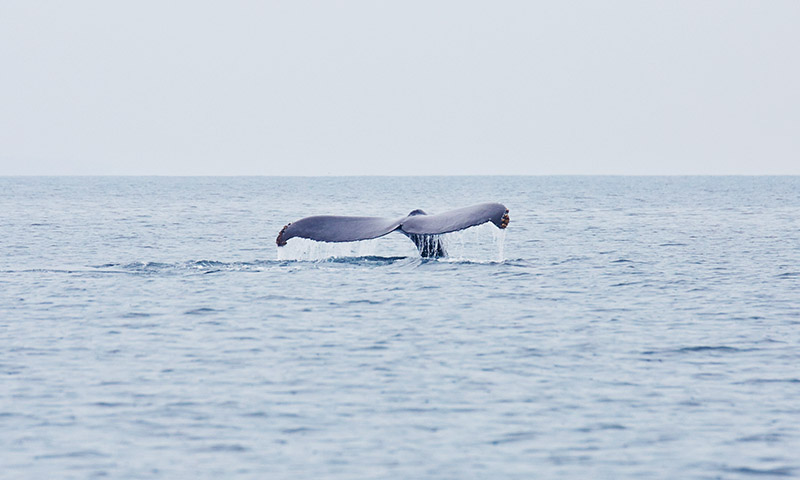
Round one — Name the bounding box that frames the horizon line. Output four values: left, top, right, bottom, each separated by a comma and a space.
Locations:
2, 173, 799, 178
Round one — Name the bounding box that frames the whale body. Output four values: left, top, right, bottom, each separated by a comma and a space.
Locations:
276, 202, 509, 257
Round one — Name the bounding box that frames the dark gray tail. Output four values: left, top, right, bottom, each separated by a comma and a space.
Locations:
276, 202, 509, 259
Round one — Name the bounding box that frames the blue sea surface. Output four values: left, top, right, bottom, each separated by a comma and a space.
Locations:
1, 176, 799, 479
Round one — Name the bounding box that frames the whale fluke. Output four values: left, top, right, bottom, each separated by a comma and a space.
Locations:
399, 203, 509, 235
276, 202, 509, 258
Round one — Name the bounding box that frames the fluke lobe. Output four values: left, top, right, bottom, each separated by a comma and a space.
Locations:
276, 202, 510, 258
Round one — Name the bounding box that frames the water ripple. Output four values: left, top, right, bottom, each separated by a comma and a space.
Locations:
3, 176, 799, 480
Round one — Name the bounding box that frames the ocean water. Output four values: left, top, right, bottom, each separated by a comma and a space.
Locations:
1, 176, 799, 479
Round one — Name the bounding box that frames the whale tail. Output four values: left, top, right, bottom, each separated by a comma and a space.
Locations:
276, 203, 509, 258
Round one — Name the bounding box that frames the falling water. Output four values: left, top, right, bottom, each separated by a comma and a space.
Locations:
440, 222, 507, 262
492, 226, 507, 262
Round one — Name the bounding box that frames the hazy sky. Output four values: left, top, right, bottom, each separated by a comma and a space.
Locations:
1, 1, 798, 175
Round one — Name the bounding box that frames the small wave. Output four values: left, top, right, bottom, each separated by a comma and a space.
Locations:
190, 260, 227, 269
24, 250, 515, 279
487, 430, 537, 445
317, 255, 409, 265
14, 268, 83, 274
35, 450, 109, 460
121, 312, 154, 318
736, 433, 785, 443
92, 259, 285, 274
610, 281, 642, 287
575, 423, 626, 433
642, 345, 758, 355
281, 427, 316, 435
91, 401, 130, 408
776, 272, 799, 278
436, 257, 509, 265
677, 345, 747, 353
725, 466, 795, 477
345, 299, 383, 305
517, 347, 543, 357
201, 444, 249, 453
184, 307, 221, 315
735, 378, 800, 385
281, 254, 510, 266
551, 256, 590, 265
55, 248, 510, 275
128, 261, 171, 269
501, 258, 534, 267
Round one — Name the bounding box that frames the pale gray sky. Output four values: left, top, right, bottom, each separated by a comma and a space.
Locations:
1, 1, 798, 175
